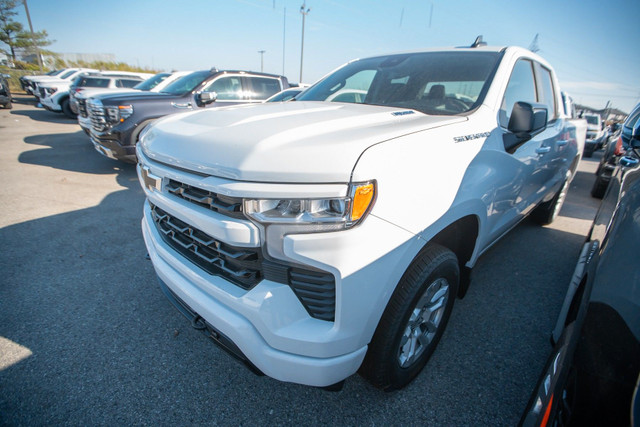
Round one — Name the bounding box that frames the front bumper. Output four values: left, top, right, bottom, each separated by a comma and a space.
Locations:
90, 129, 137, 163
137, 151, 420, 386
41, 96, 61, 112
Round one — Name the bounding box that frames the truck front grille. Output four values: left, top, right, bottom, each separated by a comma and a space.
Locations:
88, 100, 108, 132
78, 99, 88, 117
151, 204, 262, 289
149, 203, 336, 321
166, 179, 244, 219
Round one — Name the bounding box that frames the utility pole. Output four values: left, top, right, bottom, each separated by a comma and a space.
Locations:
282, 7, 286, 75
299, 2, 310, 83
258, 50, 266, 72
22, 0, 43, 71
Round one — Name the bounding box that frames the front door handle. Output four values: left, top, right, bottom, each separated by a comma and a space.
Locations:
557, 139, 569, 147
536, 146, 551, 154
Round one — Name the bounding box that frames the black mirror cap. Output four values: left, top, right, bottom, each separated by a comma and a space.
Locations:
508, 102, 548, 136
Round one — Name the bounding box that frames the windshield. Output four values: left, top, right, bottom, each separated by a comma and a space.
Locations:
60, 70, 77, 79
297, 51, 500, 115
160, 71, 211, 95
134, 73, 170, 91
47, 69, 63, 76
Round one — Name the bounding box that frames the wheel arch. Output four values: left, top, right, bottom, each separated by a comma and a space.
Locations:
428, 214, 479, 298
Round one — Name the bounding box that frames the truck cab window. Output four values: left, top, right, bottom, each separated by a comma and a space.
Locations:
203, 76, 243, 100
536, 66, 557, 122
500, 59, 536, 127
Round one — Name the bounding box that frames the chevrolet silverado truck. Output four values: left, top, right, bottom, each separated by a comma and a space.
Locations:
137, 44, 585, 391
88, 69, 288, 162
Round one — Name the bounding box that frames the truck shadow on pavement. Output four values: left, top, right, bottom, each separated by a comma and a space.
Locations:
11, 108, 78, 124
19, 131, 130, 175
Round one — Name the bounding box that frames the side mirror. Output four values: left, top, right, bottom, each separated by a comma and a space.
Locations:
504, 102, 548, 153
199, 91, 217, 105
508, 102, 548, 136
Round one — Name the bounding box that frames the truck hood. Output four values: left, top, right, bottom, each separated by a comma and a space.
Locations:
140, 101, 466, 183
98, 91, 174, 104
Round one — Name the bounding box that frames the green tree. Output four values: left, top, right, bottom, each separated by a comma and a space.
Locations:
0, 0, 52, 63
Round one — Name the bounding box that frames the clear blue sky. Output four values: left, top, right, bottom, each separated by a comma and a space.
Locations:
14, 0, 640, 113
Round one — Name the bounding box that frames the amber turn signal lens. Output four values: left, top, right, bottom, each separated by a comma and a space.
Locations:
351, 183, 375, 221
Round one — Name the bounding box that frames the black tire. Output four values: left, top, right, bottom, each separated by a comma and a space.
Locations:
3, 101, 11, 109
590, 174, 608, 199
531, 178, 569, 225
359, 244, 459, 391
61, 98, 76, 119
582, 146, 594, 158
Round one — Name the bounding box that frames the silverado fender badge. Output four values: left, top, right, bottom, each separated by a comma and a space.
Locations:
453, 132, 491, 143
391, 110, 415, 116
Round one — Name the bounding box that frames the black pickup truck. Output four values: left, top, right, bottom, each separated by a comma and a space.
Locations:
87, 69, 289, 162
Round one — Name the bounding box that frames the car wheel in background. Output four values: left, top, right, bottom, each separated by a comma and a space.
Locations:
61, 98, 76, 119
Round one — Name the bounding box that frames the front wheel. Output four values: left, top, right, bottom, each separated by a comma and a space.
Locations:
61, 98, 76, 119
359, 244, 459, 391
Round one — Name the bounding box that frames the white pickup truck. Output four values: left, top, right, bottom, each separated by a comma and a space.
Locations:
137, 43, 585, 391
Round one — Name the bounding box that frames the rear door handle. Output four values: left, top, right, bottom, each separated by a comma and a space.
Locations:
536, 146, 551, 154
557, 140, 569, 146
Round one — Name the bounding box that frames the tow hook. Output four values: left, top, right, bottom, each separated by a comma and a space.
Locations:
191, 315, 207, 330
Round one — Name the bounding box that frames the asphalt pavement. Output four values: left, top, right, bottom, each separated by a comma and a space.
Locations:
0, 95, 603, 426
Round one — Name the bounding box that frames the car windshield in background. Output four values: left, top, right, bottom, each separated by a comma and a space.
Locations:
59, 70, 77, 79
586, 116, 599, 125
160, 71, 210, 96
297, 51, 500, 115
134, 73, 170, 91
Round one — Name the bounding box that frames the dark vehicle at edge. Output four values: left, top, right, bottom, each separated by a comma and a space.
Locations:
87, 69, 289, 163
591, 102, 640, 198
0, 73, 12, 109
521, 124, 640, 426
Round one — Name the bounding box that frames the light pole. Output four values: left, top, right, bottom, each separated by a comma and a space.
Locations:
258, 50, 266, 72
299, 2, 310, 83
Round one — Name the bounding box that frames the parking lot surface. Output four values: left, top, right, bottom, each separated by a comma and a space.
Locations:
1, 95, 602, 425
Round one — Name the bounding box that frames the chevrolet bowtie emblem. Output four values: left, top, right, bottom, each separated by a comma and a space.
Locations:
141, 166, 162, 191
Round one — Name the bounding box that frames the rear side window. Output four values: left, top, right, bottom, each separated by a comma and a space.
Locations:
536, 65, 557, 121
247, 77, 282, 100
500, 59, 537, 127
79, 77, 110, 88
116, 79, 142, 88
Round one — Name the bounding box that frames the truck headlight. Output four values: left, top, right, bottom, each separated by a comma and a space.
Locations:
106, 105, 134, 123
244, 181, 375, 229
243, 181, 376, 261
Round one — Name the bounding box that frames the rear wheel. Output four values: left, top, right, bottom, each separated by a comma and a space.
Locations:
359, 244, 459, 391
531, 178, 569, 225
